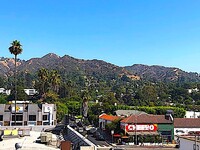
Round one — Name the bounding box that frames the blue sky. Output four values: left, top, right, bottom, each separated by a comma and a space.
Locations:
1, 0, 200, 73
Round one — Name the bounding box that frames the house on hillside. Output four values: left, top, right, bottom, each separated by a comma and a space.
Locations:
0, 88, 11, 95
188, 88, 199, 93
24, 89, 38, 96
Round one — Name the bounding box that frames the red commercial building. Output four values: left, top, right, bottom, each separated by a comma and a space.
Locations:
120, 113, 174, 144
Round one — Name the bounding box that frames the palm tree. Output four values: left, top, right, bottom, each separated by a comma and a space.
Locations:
9, 40, 23, 125
38, 68, 49, 97
81, 90, 90, 118
49, 70, 61, 93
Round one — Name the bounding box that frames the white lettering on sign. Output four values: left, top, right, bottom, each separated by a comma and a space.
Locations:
125, 124, 157, 132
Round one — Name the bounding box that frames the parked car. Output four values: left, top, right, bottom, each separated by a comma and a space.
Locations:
93, 131, 100, 138
78, 127, 84, 133
96, 134, 105, 141
69, 123, 77, 129
88, 127, 97, 134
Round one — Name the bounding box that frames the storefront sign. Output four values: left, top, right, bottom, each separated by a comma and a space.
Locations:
12, 106, 23, 113
125, 124, 158, 132
44, 106, 52, 113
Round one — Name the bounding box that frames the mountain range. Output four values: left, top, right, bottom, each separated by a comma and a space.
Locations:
0, 53, 199, 82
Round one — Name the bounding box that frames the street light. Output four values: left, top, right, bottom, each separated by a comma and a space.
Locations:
135, 112, 143, 145
135, 114, 137, 145
193, 100, 196, 118
111, 130, 114, 143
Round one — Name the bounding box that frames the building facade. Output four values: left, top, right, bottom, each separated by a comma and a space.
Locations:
0, 103, 56, 126
120, 113, 174, 143
99, 113, 121, 129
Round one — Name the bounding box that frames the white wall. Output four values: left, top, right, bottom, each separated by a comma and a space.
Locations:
99, 118, 111, 129
24, 89, 38, 95
0, 88, 11, 95
174, 128, 200, 136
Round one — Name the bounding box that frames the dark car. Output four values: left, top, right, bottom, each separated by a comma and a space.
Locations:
96, 134, 105, 141
93, 131, 100, 138
69, 123, 77, 129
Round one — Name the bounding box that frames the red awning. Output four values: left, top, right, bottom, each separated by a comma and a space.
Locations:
113, 134, 121, 137
121, 136, 129, 138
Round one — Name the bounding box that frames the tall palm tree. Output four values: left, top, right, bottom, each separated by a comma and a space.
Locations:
38, 68, 49, 97
81, 90, 90, 118
9, 40, 23, 125
49, 70, 61, 93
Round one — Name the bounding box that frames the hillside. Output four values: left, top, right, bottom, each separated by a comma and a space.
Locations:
125, 64, 200, 82
0, 53, 199, 82
0, 53, 131, 80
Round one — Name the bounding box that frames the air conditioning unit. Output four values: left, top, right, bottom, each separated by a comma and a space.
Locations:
40, 132, 52, 143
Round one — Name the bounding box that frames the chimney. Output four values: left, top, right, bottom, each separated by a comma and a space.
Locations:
165, 110, 174, 121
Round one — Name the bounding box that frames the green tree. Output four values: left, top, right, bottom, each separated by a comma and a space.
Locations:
44, 90, 59, 103
105, 118, 122, 133
0, 94, 7, 104
56, 101, 68, 122
141, 85, 158, 106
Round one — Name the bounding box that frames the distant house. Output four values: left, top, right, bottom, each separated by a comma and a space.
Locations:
185, 111, 200, 118
99, 113, 122, 130
24, 89, 38, 96
0, 88, 38, 96
0, 103, 56, 126
0, 88, 11, 95
174, 118, 200, 136
188, 88, 199, 93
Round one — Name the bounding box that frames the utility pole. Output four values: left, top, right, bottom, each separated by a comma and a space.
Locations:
135, 115, 137, 145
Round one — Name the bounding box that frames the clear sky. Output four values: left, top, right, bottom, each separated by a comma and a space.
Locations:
1, 0, 200, 73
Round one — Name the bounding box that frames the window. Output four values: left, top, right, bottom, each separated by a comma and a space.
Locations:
43, 115, 48, 120
29, 90, 35, 95
12, 115, 23, 121
0, 115, 3, 121
29, 115, 36, 121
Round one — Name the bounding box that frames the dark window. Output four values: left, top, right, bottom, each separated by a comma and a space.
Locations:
29, 115, 36, 121
0, 115, 3, 121
12, 115, 23, 121
43, 115, 48, 120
